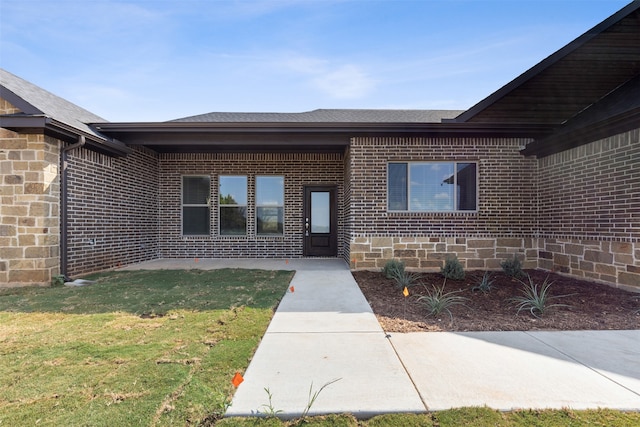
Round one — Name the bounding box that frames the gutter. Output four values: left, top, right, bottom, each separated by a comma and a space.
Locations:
60, 135, 85, 279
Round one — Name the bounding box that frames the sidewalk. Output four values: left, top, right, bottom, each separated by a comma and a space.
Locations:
221, 258, 640, 418
224, 266, 426, 419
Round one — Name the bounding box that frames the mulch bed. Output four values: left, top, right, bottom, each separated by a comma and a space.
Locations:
353, 269, 640, 333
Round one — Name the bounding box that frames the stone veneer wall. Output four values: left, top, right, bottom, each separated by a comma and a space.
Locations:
536, 129, 640, 290
348, 136, 538, 270
158, 152, 345, 258
65, 146, 159, 276
1, 98, 61, 286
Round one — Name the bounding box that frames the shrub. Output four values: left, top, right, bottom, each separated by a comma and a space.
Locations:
383, 259, 405, 280
472, 271, 494, 293
511, 274, 572, 318
501, 254, 524, 277
51, 275, 66, 287
441, 256, 465, 280
417, 281, 468, 321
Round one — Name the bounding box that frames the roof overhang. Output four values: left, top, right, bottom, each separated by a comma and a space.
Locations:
453, 2, 640, 126
93, 121, 553, 153
521, 74, 640, 157
1, 114, 131, 157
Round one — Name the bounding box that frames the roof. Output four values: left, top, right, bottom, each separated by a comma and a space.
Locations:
0, 68, 129, 156
522, 74, 640, 156
454, 1, 640, 126
170, 109, 464, 123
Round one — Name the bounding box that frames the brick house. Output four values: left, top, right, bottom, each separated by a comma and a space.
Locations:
1, 2, 639, 290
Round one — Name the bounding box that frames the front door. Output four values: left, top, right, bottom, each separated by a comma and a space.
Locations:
303, 186, 337, 257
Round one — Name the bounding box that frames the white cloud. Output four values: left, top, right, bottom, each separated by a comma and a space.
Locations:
434, 192, 451, 200
312, 64, 375, 99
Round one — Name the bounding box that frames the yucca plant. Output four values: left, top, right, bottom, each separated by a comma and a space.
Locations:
417, 281, 468, 322
511, 274, 572, 318
393, 270, 421, 290
472, 271, 495, 293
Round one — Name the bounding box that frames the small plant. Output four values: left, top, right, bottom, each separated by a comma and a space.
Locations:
501, 254, 524, 277
440, 256, 465, 280
417, 281, 468, 322
472, 271, 495, 293
511, 274, 572, 318
383, 259, 405, 280
300, 378, 341, 420
258, 387, 283, 418
392, 270, 421, 290
51, 275, 66, 287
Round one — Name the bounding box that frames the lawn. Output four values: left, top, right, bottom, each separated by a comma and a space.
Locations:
0, 269, 293, 426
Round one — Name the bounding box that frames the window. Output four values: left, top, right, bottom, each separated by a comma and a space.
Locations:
182, 176, 210, 235
388, 162, 477, 212
256, 176, 284, 235
219, 176, 247, 235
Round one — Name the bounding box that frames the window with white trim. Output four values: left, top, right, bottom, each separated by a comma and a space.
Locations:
256, 176, 284, 235
219, 175, 247, 235
388, 162, 477, 212
182, 176, 210, 235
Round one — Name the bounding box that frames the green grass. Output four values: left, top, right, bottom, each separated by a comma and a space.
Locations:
220, 409, 640, 426
0, 269, 293, 426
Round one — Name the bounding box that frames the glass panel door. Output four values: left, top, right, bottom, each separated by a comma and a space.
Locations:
311, 191, 330, 233
304, 186, 337, 257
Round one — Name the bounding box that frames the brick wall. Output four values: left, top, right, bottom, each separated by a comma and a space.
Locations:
1, 127, 61, 286
348, 136, 538, 270
536, 129, 640, 290
65, 146, 159, 276
158, 152, 345, 258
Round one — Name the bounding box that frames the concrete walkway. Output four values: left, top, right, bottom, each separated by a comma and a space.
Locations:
119, 258, 640, 417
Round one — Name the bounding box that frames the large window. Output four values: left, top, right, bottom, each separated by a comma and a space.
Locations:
182, 176, 210, 235
256, 176, 284, 235
219, 176, 247, 235
388, 162, 477, 212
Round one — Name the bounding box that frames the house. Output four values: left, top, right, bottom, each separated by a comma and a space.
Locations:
1, 2, 639, 290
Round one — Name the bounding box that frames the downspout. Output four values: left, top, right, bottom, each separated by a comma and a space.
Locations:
60, 135, 85, 279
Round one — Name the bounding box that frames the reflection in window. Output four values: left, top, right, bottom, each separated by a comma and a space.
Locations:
219, 176, 247, 235
182, 176, 210, 235
256, 176, 284, 235
388, 162, 477, 212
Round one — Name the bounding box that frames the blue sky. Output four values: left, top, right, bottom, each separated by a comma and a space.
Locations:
0, 0, 631, 121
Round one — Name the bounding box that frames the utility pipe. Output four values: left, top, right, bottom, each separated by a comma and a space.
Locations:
60, 135, 85, 279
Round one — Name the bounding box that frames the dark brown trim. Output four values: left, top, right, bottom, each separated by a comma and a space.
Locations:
521, 108, 640, 158
1, 115, 131, 157
93, 121, 554, 153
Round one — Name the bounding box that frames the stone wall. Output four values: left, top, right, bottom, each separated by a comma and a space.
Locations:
1, 127, 61, 286
350, 236, 537, 271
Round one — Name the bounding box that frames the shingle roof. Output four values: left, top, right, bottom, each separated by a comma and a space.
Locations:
0, 68, 106, 139
169, 109, 464, 123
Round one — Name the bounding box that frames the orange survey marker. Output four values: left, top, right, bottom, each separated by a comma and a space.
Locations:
289, 286, 295, 293
232, 372, 244, 387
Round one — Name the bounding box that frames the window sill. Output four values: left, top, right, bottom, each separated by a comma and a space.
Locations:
387, 211, 478, 217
